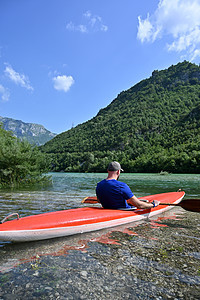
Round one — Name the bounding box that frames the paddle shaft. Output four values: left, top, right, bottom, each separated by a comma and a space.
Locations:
158, 199, 200, 213
82, 197, 200, 213
159, 202, 181, 206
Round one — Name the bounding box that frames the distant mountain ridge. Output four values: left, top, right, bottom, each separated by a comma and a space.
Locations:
0, 116, 57, 145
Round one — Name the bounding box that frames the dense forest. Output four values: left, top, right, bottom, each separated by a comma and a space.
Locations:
41, 61, 200, 173
0, 125, 50, 187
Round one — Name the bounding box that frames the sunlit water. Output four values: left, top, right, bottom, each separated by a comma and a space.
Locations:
0, 173, 200, 299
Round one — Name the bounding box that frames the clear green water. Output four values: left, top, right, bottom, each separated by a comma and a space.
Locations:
0, 172, 199, 219
0, 173, 200, 299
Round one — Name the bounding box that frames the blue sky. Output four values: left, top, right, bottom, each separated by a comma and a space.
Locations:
0, 0, 200, 134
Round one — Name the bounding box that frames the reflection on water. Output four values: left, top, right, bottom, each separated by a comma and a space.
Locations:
0, 173, 200, 299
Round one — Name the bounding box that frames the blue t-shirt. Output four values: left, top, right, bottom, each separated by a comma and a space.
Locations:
96, 179, 134, 209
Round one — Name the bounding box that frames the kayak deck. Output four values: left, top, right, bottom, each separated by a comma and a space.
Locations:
0, 191, 185, 242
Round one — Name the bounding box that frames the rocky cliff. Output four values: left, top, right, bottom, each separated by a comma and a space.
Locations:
0, 116, 56, 145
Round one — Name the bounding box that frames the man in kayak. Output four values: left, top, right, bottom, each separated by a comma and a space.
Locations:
96, 161, 160, 210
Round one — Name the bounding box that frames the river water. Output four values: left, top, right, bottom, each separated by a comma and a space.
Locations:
0, 173, 200, 299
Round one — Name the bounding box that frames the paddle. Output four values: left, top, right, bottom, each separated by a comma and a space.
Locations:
158, 199, 200, 213
82, 197, 200, 213
82, 197, 100, 204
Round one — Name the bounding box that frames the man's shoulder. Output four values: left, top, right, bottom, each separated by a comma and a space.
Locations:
97, 179, 129, 188
109, 180, 129, 189
114, 180, 124, 185
97, 179, 106, 187
97, 179, 106, 184
117, 181, 129, 188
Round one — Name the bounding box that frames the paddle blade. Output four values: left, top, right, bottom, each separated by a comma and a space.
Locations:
180, 199, 200, 213
81, 196, 99, 204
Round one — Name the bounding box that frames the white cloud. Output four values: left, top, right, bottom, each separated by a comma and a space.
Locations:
191, 48, 200, 60
4, 64, 33, 91
0, 84, 10, 102
137, 0, 200, 61
53, 75, 74, 92
137, 14, 154, 43
66, 22, 88, 33
84, 11, 92, 19
66, 11, 108, 33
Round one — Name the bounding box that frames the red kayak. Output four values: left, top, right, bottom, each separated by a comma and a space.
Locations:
0, 191, 185, 242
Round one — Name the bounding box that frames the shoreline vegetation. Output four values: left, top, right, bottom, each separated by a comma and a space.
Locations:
0, 125, 51, 188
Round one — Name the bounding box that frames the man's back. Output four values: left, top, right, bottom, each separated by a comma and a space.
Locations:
96, 179, 133, 209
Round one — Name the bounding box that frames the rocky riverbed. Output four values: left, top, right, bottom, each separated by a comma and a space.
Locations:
0, 208, 199, 300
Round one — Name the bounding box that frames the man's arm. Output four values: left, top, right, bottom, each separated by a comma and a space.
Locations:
128, 195, 159, 209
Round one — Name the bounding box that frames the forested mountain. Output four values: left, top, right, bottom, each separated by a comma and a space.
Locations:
0, 117, 56, 145
41, 61, 200, 173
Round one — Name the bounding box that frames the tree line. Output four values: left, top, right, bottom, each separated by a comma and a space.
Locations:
0, 125, 51, 187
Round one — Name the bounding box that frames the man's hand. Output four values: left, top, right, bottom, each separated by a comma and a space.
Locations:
128, 196, 160, 209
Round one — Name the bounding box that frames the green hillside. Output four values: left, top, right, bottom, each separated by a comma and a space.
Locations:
41, 61, 200, 173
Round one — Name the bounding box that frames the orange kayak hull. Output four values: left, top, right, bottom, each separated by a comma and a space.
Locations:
0, 191, 185, 242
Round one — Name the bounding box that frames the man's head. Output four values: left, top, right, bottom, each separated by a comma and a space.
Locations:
107, 161, 124, 172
